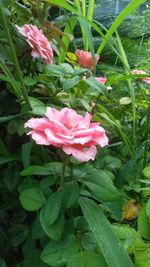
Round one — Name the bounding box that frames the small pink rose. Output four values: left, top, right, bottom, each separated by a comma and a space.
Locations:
75, 49, 99, 70
131, 69, 150, 84
95, 77, 112, 90
16, 24, 53, 64
25, 107, 108, 162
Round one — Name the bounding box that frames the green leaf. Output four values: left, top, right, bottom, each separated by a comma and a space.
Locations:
62, 182, 80, 209
104, 156, 122, 170
143, 166, 150, 179
67, 251, 107, 267
146, 199, 150, 220
112, 224, 138, 253
19, 187, 46, 211
29, 97, 46, 116
46, 64, 65, 75
85, 78, 105, 92
79, 197, 134, 267
42, 191, 62, 225
0, 258, 6, 267
81, 170, 121, 201
0, 114, 19, 123
21, 142, 32, 169
0, 156, 15, 165
24, 76, 38, 86
119, 97, 132, 105
32, 216, 45, 240
41, 235, 79, 266
138, 207, 150, 240
21, 165, 52, 176
40, 209, 64, 241
81, 232, 97, 252
134, 243, 150, 267
21, 162, 70, 177
3, 163, 21, 191
62, 77, 80, 91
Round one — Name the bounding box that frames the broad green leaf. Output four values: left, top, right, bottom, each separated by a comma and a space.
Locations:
62, 182, 80, 209
46, 64, 65, 75
21, 165, 52, 176
42, 190, 62, 225
81, 232, 97, 252
19, 187, 46, 211
32, 216, 45, 240
138, 207, 150, 240
41, 235, 79, 266
79, 197, 134, 267
24, 76, 38, 86
21, 162, 71, 177
134, 243, 150, 267
40, 209, 64, 241
112, 224, 138, 253
3, 163, 21, 191
104, 156, 122, 170
85, 78, 105, 92
80, 170, 121, 201
119, 97, 132, 105
21, 142, 32, 169
60, 63, 74, 74
62, 77, 80, 91
9, 225, 28, 247
67, 251, 107, 267
143, 166, 150, 179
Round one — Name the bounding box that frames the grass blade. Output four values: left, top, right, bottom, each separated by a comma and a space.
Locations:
97, 0, 145, 54
79, 197, 134, 267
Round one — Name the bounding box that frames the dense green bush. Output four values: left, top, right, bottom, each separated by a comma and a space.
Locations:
0, 1, 150, 267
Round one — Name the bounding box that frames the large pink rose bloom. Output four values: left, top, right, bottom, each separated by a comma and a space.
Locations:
16, 24, 53, 64
131, 69, 150, 84
75, 49, 100, 70
25, 107, 108, 162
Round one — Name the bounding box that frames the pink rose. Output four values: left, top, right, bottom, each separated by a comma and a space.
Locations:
16, 24, 53, 64
75, 49, 99, 70
131, 69, 150, 84
25, 107, 108, 162
95, 77, 107, 84
95, 77, 112, 90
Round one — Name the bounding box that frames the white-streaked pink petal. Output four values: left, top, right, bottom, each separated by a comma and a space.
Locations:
62, 145, 97, 162
31, 131, 50, 145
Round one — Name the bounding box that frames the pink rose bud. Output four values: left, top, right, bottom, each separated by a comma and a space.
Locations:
16, 24, 53, 64
75, 49, 99, 70
25, 107, 108, 162
95, 77, 107, 84
131, 69, 150, 84
95, 77, 112, 90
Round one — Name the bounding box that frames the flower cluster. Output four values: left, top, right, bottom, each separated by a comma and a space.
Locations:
25, 107, 108, 162
16, 24, 53, 64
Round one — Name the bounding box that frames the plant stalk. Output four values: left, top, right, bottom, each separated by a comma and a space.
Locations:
0, 5, 31, 109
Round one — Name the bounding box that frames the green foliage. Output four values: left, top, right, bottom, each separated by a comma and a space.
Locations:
0, 0, 150, 267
